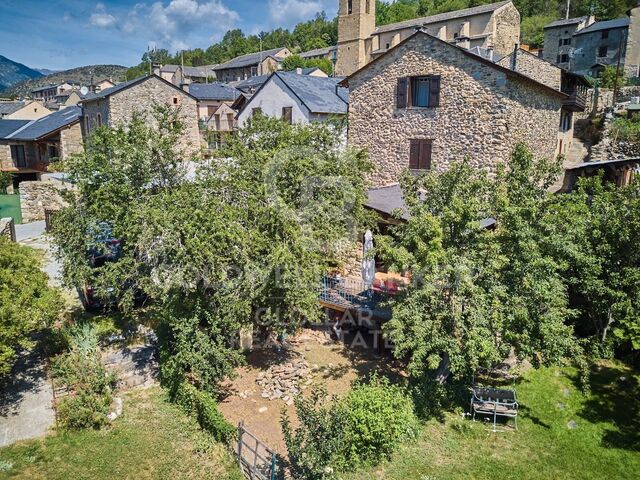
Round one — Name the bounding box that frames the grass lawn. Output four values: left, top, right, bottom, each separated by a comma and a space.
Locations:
0, 388, 242, 480
349, 361, 640, 480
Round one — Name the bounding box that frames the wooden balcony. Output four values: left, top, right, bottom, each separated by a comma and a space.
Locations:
562, 90, 587, 112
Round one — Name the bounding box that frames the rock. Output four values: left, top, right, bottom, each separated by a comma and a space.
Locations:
261, 392, 270, 398
567, 420, 578, 430
258, 407, 268, 413
114, 397, 123, 416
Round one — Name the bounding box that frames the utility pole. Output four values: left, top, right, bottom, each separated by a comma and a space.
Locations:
259, 33, 264, 76
565, 0, 570, 20
612, 30, 628, 109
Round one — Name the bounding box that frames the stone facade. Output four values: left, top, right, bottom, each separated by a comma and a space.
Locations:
336, 0, 376, 77
19, 179, 73, 223
347, 32, 564, 187
60, 122, 84, 160
491, 3, 522, 58
542, 17, 594, 70
82, 75, 200, 156
497, 49, 562, 91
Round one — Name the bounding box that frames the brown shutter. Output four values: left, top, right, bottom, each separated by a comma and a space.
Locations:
419, 139, 432, 170
409, 139, 420, 169
429, 76, 441, 107
397, 77, 408, 109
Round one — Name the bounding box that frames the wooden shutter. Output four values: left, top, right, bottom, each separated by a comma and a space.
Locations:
409, 139, 420, 169
429, 76, 441, 107
396, 77, 408, 108
419, 139, 432, 170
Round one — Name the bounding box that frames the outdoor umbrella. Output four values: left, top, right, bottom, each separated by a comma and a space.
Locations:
361, 229, 375, 289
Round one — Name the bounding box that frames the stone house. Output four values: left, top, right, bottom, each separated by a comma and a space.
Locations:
302, 0, 520, 77
187, 82, 241, 151
81, 75, 200, 155
213, 48, 291, 83
543, 3, 640, 78
342, 30, 569, 187
496, 47, 591, 157
542, 16, 595, 70
236, 72, 348, 127
95, 79, 116, 92
0, 100, 52, 120
0, 106, 83, 180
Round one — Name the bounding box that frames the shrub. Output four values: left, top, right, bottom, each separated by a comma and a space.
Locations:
172, 381, 236, 444
282, 377, 420, 478
51, 323, 116, 430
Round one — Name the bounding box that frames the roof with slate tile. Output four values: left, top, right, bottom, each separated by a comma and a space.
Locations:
272, 72, 348, 114
374, 0, 511, 34
2, 106, 81, 141
188, 82, 240, 101
0, 102, 26, 116
544, 16, 591, 29
0, 119, 30, 138
213, 48, 289, 71
574, 17, 630, 35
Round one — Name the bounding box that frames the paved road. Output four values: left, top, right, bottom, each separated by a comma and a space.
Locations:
0, 222, 57, 447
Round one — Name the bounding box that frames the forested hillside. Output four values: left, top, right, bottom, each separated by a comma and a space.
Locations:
127, 0, 637, 78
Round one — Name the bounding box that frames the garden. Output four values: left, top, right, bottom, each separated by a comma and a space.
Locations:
1, 108, 639, 479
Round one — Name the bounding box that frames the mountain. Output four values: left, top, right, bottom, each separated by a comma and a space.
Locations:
0, 55, 43, 91
35, 68, 58, 76
2, 64, 128, 98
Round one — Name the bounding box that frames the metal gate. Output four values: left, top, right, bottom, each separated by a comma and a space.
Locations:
236, 422, 278, 480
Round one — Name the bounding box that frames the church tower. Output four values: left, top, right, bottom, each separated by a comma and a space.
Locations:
336, 0, 376, 77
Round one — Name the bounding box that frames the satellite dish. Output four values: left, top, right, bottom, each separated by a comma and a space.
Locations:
80, 86, 89, 95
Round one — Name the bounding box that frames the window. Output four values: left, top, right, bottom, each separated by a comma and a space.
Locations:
396, 76, 441, 108
560, 111, 573, 132
409, 139, 432, 170
207, 105, 217, 117
562, 38, 571, 46
282, 106, 293, 124
252, 107, 262, 117
172, 96, 179, 105
602, 30, 609, 39
347, 0, 353, 14
96, 113, 102, 127
386, 43, 390, 50
366, 0, 370, 14
558, 54, 569, 63
250, 66, 258, 76
10, 145, 26, 168
48, 145, 59, 159
558, 38, 563, 47
598, 46, 608, 57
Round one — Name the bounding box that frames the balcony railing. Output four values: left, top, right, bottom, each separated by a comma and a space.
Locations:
318, 275, 396, 319
562, 90, 587, 112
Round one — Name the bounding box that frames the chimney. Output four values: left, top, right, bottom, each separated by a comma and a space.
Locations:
181, 83, 189, 92
296, 67, 303, 75
511, 43, 519, 71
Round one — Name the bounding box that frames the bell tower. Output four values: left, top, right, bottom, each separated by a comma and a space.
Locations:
336, 0, 376, 77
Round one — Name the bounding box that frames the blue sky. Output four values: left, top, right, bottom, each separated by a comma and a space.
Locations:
0, 0, 337, 70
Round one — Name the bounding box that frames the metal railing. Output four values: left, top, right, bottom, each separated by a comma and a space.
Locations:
236, 422, 278, 480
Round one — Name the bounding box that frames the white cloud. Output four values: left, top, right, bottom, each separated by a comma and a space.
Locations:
267, 0, 332, 26
90, 3, 117, 28
104, 0, 240, 52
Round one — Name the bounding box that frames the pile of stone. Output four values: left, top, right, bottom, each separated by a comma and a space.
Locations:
257, 358, 312, 405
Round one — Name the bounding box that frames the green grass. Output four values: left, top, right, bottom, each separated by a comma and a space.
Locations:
0, 388, 242, 480
348, 361, 640, 480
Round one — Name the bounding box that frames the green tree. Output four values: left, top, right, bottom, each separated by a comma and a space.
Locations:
281, 55, 334, 75
599, 65, 628, 89
0, 238, 61, 377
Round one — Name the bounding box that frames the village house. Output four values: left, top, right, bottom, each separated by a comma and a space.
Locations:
0, 100, 52, 120
153, 64, 217, 86
301, 0, 520, 77
236, 71, 348, 127
80, 74, 200, 154
543, 3, 640, 77
188, 82, 240, 151
213, 48, 291, 83
342, 30, 569, 187
94, 79, 116, 92
30, 82, 78, 102
0, 106, 83, 180
496, 47, 591, 158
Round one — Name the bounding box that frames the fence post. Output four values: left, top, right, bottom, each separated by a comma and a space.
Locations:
270, 454, 277, 480
237, 421, 244, 472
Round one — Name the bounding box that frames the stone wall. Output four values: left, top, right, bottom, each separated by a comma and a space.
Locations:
492, 3, 521, 59
347, 33, 563, 187
0, 218, 15, 241
497, 49, 562, 91
60, 122, 84, 160
19, 179, 73, 223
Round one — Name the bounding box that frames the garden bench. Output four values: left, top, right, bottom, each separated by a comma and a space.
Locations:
470, 385, 518, 432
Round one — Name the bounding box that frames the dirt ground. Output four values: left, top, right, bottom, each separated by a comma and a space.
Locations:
218, 328, 403, 454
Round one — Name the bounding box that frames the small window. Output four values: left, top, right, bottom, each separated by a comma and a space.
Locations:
386, 43, 390, 50
282, 106, 293, 124
558, 38, 563, 47
407, 76, 440, 108
172, 97, 179, 105
598, 46, 608, 57
96, 113, 102, 127
559, 54, 569, 63
347, 0, 353, 14
602, 30, 609, 39
562, 38, 571, 46
409, 139, 432, 171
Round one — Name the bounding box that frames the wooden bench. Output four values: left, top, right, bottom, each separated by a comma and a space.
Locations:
470, 386, 518, 432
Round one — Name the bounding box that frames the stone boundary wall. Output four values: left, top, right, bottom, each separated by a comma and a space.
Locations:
19, 180, 74, 223
0, 217, 15, 241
